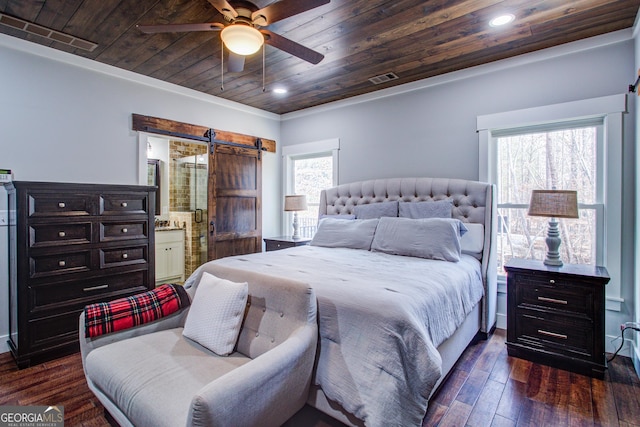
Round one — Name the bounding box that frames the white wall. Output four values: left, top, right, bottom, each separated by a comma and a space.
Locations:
0, 35, 281, 353
281, 31, 637, 355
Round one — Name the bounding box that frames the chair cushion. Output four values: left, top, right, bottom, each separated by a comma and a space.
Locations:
182, 272, 248, 356
85, 328, 251, 427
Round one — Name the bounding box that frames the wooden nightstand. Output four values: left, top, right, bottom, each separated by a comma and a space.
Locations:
264, 236, 312, 252
504, 258, 610, 378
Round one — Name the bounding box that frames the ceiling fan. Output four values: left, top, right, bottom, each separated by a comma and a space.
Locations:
137, 0, 329, 73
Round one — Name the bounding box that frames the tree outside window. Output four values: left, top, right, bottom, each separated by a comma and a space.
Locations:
496, 124, 601, 276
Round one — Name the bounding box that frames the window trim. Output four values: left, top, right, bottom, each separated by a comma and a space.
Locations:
282, 138, 340, 235
478, 94, 626, 312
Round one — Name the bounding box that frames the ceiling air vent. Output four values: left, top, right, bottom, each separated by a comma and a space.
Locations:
0, 13, 98, 52
368, 72, 399, 85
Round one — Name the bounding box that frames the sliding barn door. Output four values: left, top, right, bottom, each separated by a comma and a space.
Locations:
208, 143, 262, 260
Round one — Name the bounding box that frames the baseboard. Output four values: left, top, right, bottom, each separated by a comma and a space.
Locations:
496, 312, 507, 330
606, 333, 631, 357
0, 334, 9, 354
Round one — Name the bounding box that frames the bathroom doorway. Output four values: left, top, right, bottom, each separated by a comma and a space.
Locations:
147, 136, 208, 280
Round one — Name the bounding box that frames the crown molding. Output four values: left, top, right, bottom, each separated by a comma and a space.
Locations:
281, 29, 634, 121
0, 33, 280, 121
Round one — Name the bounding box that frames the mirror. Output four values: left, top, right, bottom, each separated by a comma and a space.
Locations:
147, 159, 161, 216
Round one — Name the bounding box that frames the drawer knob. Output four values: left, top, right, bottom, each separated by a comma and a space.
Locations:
122, 228, 128, 233
83, 284, 109, 292
549, 279, 555, 284
121, 202, 128, 207
537, 296, 568, 305
538, 329, 567, 340
122, 253, 128, 259
58, 260, 66, 267
58, 231, 66, 237
58, 202, 66, 208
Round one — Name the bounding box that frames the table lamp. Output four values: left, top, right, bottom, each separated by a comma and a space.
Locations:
527, 190, 579, 266
284, 195, 307, 240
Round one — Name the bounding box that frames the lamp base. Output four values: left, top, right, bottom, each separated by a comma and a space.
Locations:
291, 212, 300, 240
543, 218, 563, 267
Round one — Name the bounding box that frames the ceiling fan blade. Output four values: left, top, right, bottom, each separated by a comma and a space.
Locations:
207, 0, 238, 21
227, 52, 245, 73
261, 29, 324, 64
252, 0, 330, 26
137, 22, 224, 34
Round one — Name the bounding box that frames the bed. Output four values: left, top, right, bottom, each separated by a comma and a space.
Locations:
185, 177, 497, 427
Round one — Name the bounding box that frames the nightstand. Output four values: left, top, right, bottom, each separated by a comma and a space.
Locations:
264, 236, 312, 252
504, 258, 610, 378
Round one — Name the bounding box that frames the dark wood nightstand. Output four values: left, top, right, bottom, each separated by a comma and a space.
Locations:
264, 236, 312, 252
504, 258, 610, 378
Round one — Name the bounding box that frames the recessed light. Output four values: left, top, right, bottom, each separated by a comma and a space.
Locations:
273, 87, 287, 94
489, 14, 515, 27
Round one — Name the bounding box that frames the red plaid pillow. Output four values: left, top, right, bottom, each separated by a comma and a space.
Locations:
84, 284, 190, 338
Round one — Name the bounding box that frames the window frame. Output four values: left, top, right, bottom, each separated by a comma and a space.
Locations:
478, 94, 626, 312
282, 138, 340, 236
493, 120, 606, 268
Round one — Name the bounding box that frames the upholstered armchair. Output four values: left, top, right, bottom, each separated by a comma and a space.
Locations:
80, 264, 318, 427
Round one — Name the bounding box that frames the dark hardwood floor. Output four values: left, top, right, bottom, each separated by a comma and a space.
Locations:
1, 329, 638, 427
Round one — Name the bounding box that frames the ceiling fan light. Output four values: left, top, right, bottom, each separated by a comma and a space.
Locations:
221, 25, 263, 55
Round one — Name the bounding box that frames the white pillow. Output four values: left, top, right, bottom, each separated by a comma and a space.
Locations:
310, 218, 379, 250
183, 272, 248, 356
371, 217, 463, 262
460, 223, 485, 255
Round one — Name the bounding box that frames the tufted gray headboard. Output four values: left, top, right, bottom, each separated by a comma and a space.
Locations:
319, 177, 497, 334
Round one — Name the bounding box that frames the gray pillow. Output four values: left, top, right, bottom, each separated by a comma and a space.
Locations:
319, 214, 356, 220
310, 218, 379, 250
371, 217, 464, 262
354, 201, 398, 219
399, 200, 453, 219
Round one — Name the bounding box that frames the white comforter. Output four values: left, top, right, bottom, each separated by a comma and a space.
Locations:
206, 246, 484, 426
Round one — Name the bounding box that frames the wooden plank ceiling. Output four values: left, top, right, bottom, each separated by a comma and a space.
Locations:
1, 0, 638, 115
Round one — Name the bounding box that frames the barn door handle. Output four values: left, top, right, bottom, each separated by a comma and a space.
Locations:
210, 220, 215, 234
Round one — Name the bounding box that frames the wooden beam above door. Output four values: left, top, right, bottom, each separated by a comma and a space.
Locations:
132, 114, 276, 153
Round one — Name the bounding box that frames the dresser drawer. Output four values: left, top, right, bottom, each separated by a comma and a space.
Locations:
99, 245, 148, 268
514, 309, 593, 359
29, 270, 150, 312
29, 222, 92, 248
100, 221, 148, 241
100, 193, 149, 215
28, 193, 93, 217
515, 275, 594, 317
27, 310, 81, 351
29, 250, 91, 278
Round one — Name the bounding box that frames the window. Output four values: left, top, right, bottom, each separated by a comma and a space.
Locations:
283, 139, 339, 238
494, 120, 604, 276
478, 94, 626, 311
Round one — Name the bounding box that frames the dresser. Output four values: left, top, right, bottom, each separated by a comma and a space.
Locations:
264, 236, 312, 252
504, 258, 610, 378
5, 181, 156, 368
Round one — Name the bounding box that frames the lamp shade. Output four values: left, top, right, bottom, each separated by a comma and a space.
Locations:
220, 25, 263, 55
284, 195, 307, 212
528, 190, 579, 218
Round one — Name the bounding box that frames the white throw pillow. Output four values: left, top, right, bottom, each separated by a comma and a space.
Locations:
182, 272, 248, 356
